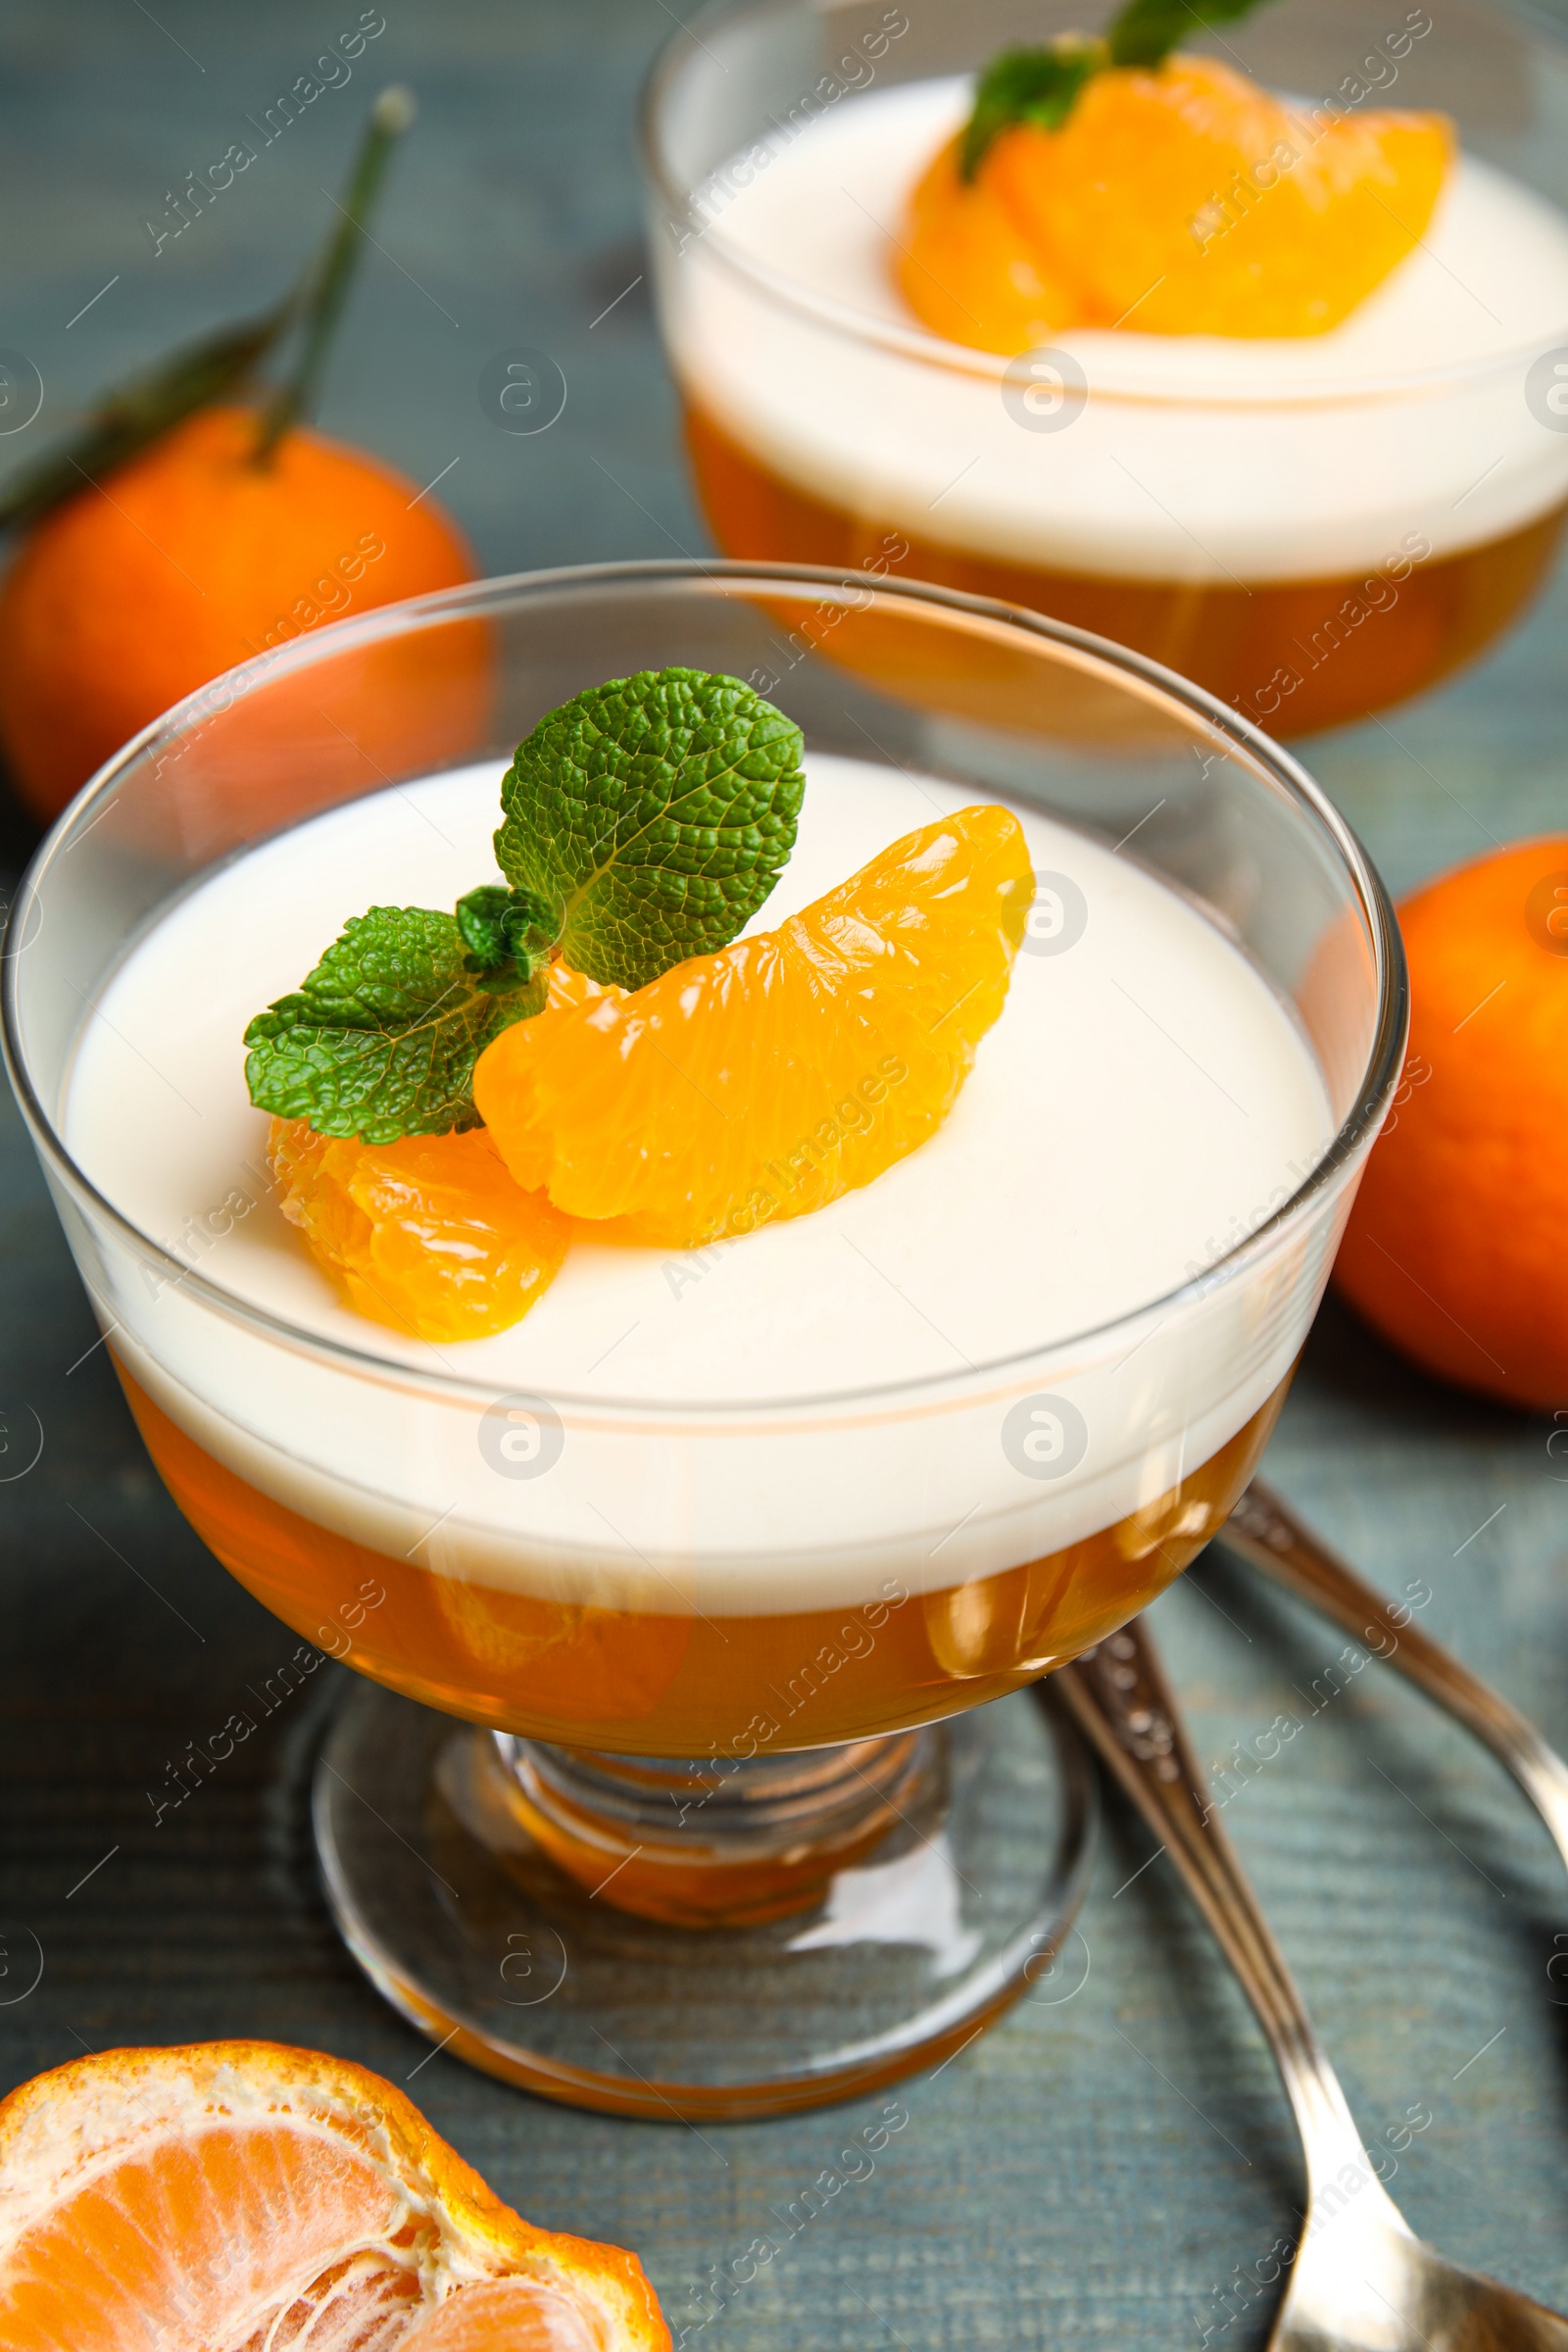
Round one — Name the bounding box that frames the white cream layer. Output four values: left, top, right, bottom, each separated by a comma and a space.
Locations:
64, 757, 1336, 1612
658, 76, 1568, 581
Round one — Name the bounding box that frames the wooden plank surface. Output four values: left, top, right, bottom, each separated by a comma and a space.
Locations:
2, 4, 1567, 2343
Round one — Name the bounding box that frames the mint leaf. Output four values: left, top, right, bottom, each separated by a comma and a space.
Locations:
494, 667, 806, 993
455, 882, 558, 974
959, 0, 1275, 173
960, 41, 1105, 178
245, 668, 806, 1145
1107, 0, 1275, 71
243, 905, 545, 1146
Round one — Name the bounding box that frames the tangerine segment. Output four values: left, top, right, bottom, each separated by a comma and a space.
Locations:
0, 2039, 669, 2351
402, 2278, 609, 2348
899, 58, 1451, 348
270, 1116, 569, 1343
474, 804, 1032, 1249
897, 134, 1091, 355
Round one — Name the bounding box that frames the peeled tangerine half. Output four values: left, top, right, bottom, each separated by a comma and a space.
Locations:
475, 805, 1033, 1250
270, 1117, 569, 1344
0, 2039, 669, 2351
898, 56, 1453, 347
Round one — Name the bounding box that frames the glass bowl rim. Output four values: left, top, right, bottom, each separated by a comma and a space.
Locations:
1, 557, 1409, 1421
637, 0, 1568, 409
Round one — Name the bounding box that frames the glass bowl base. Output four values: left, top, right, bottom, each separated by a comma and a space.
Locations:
313, 1681, 1096, 2120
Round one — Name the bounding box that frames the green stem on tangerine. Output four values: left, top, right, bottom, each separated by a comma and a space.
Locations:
0, 88, 418, 530
0, 306, 289, 535
252, 84, 416, 466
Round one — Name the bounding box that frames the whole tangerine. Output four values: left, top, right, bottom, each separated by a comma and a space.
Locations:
1335, 835, 1568, 1411
0, 403, 473, 822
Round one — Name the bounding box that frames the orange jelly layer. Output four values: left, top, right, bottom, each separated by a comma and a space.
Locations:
685, 401, 1567, 738
116, 1357, 1287, 1754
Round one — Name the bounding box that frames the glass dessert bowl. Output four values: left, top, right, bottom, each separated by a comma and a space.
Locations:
642, 0, 1568, 735
2, 563, 1404, 2116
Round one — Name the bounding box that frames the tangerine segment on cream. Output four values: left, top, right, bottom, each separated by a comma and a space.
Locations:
659, 77, 1568, 581
65, 756, 1334, 1614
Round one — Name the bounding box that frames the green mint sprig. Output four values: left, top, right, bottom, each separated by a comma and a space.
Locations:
243, 667, 806, 1144
241, 906, 547, 1146
959, 0, 1276, 178
960, 42, 1105, 174
495, 665, 808, 991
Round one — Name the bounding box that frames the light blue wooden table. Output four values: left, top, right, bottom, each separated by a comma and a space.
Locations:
2, 5, 1566, 2343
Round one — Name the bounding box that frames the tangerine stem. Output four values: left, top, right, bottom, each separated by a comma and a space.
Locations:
253, 85, 416, 466
0, 306, 289, 534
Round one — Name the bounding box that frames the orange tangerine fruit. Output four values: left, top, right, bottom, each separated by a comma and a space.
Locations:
0, 404, 474, 824
270, 1115, 569, 1343
897, 57, 1451, 349
474, 804, 1033, 1249
0, 2039, 669, 2350
1335, 837, 1568, 1412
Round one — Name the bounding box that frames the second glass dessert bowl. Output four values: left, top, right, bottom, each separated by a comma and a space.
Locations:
2, 563, 1404, 2116
642, 0, 1568, 734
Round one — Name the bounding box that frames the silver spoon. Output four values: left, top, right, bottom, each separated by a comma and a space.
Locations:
1054, 1619, 1568, 2349
1221, 1480, 1568, 1881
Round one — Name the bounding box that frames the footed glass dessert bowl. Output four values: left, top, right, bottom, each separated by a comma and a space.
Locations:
643, 0, 1568, 734
2, 564, 1404, 2115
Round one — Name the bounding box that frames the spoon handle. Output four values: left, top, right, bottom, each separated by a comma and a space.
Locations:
1222, 1481, 1568, 1879
1054, 1621, 1402, 2210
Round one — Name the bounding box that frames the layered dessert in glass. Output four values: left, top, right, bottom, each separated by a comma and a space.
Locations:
3, 564, 1404, 2113
69, 750, 1329, 1748
643, 0, 1568, 732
